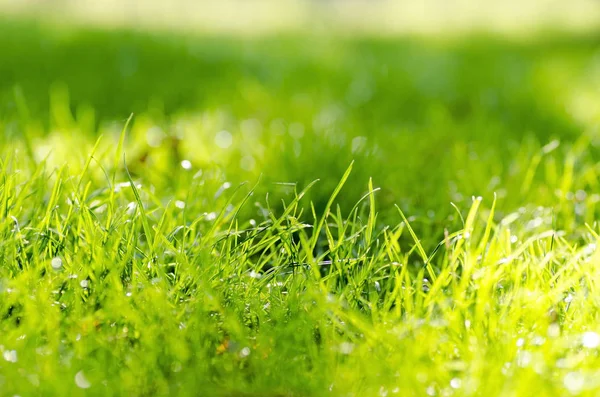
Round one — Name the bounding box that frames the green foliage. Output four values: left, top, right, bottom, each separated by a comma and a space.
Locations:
1, 18, 600, 396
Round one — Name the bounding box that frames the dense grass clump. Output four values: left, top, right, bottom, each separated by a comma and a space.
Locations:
2, 18, 600, 396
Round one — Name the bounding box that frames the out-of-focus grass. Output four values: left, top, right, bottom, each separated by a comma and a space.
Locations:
2, 20, 600, 236
2, 17, 600, 396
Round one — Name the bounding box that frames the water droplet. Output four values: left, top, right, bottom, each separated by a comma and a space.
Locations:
80, 280, 89, 289
548, 324, 561, 338
582, 332, 600, 348
181, 160, 192, 170
239, 347, 251, 358
51, 257, 63, 270
584, 243, 596, 256
146, 127, 165, 148
126, 202, 137, 215
3, 350, 17, 363
517, 351, 532, 368
565, 294, 574, 303
450, 378, 462, 389
75, 370, 91, 389
576, 190, 587, 201
374, 281, 381, 292
175, 201, 186, 209
338, 342, 354, 355
215, 130, 233, 149
531, 336, 546, 346
564, 372, 584, 393
248, 271, 262, 279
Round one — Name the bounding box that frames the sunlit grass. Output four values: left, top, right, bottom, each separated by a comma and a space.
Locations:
2, 18, 600, 396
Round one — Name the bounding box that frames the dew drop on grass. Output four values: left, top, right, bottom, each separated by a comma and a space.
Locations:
51, 257, 63, 270
181, 160, 192, 170
239, 347, 251, 358
426, 385, 436, 396
517, 351, 532, 368
548, 324, 561, 338
583, 243, 596, 256
339, 342, 354, 355
248, 271, 262, 279
80, 280, 89, 289
215, 130, 233, 149
450, 378, 462, 389
75, 370, 91, 389
374, 281, 381, 292
582, 332, 600, 348
564, 372, 584, 393
146, 127, 165, 147
175, 201, 186, 209
576, 190, 587, 201
126, 202, 137, 215
531, 336, 546, 346
564, 294, 574, 303
3, 350, 17, 363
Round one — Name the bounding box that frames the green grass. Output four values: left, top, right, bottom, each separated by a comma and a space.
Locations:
2, 18, 600, 396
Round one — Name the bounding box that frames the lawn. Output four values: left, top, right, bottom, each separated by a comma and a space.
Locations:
1, 17, 600, 396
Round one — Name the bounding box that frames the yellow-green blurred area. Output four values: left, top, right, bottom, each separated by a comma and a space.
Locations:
2, 0, 600, 35
1, 1, 600, 238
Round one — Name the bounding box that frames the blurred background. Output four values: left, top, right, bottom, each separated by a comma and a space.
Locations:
2, 0, 600, 35
1, 0, 600, 243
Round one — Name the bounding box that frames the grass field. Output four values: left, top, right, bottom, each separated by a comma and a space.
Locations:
2, 16, 600, 396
